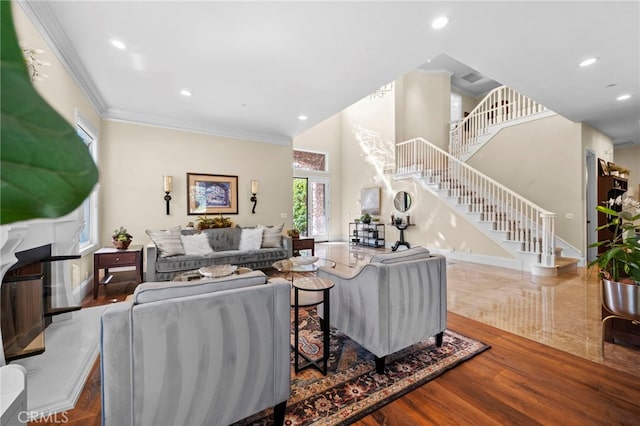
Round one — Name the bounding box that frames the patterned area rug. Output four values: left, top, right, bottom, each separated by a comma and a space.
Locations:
235, 308, 490, 425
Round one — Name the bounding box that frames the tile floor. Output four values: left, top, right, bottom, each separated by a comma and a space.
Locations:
312, 242, 640, 378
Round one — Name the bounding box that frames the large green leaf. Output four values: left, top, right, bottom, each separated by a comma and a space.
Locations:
1, 3, 98, 224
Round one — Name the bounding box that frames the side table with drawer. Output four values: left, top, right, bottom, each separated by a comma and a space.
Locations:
93, 245, 143, 298
292, 237, 315, 256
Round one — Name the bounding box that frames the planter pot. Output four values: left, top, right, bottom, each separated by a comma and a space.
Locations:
113, 239, 132, 250
602, 279, 640, 320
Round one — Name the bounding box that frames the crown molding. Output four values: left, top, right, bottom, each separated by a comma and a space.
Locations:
103, 108, 292, 146
17, 0, 107, 115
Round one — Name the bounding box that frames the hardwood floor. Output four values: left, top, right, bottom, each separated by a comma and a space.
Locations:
358, 312, 640, 425
30, 248, 640, 425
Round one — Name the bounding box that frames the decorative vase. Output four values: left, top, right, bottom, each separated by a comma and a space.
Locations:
113, 239, 132, 250
602, 279, 640, 320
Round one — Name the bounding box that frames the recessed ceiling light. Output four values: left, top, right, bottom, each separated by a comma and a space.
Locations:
298, 115, 308, 121
578, 57, 598, 67
432, 16, 450, 29
180, 89, 192, 97
616, 94, 631, 101
110, 39, 126, 50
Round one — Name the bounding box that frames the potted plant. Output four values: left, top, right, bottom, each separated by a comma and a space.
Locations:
361, 213, 372, 224
197, 214, 233, 230
112, 227, 133, 250
588, 199, 640, 321
287, 229, 300, 239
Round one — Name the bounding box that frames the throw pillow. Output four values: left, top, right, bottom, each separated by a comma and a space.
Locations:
146, 226, 185, 257
180, 233, 213, 256
259, 223, 284, 248
239, 227, 264, 251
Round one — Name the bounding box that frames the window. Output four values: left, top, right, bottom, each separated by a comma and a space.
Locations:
75, 114, 98, 252
293, 150, 327, 172
451, 93, 462, 122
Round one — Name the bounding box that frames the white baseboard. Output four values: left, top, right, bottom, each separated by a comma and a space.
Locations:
72, 276, 93, 305
427, 247, 527, 272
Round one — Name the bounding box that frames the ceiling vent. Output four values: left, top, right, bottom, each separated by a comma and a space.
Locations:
461, 72, 484, 83
613, 140, 635, 147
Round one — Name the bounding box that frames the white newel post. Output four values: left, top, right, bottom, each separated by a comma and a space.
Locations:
540, 212, 556, 267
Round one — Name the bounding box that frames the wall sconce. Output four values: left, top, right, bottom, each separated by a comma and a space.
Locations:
163, 176, 172, 215
250, 180, 259, 214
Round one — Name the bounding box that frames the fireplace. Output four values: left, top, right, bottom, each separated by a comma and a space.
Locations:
1, 244, 81, 361
0, 218, 84, 365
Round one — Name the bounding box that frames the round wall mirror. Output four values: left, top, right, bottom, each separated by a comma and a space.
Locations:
394, 191, 412, 212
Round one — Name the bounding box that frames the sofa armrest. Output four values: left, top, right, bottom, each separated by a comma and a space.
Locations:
145, 243, 158, 282
101, 300, 134, 426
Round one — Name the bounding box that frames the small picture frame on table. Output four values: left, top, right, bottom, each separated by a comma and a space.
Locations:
598, 159, 609, 176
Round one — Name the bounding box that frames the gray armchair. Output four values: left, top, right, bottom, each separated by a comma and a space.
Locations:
100, 271, 290, 425
317, 246, 447, 373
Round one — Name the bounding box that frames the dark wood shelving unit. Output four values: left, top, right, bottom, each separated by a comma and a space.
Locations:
349, 222, 385, 248
596, 163, 638, 347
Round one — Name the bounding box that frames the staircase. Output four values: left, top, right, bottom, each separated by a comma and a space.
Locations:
449, 86, 556, 162
395, 137, 579, 276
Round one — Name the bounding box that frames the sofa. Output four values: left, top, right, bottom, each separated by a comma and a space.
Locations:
100, 270, 291, 426
317, 246, 447, 373
146, 225, 293, 281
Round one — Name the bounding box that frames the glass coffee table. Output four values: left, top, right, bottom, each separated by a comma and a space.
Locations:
173, 265, 252, 281
272, 256, 336, 282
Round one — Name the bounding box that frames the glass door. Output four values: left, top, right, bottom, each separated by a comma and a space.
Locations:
293, 177, 329, 241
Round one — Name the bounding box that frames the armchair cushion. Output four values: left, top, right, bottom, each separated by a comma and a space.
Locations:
133, 270, 268, 304
369, 246, 430, 264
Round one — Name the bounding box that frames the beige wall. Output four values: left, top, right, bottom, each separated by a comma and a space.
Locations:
582, 123, 615, 163
468, 115, 584, 249
614, 144, 640, 199
13, 3, 101, 290
458, 91, 480, 117
292, 113, 343, 241
337, 79, 509, 258
340, 85, 396, 232
14, 2, 293, 289
99, 121, 293, 247
396, 71, 451, 149
12, 4, 101, 133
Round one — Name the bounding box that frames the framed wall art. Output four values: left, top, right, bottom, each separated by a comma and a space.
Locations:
360, 187, 381, 215
187, 173, 238, 215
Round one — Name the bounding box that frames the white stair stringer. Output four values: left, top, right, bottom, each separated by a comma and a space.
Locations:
406, 174, 580, 276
